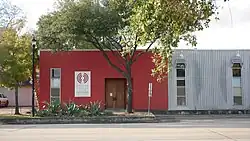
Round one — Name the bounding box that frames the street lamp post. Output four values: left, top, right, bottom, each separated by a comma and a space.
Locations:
31, 35, 36, 117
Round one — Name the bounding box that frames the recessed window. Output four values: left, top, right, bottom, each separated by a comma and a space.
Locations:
176, 63, 185, 77
51, 68, 61, 78
177, 87, 185, 96
50, 68, 61, 103
232, 63, 242, 105
176, 63, 186, 106
177, 97, 186, 106
176, 69, 185, 77
177, 80, 185, 86
51, 88, 60, 97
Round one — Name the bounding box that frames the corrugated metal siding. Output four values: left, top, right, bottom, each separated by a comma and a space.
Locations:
168, 49, 250, 110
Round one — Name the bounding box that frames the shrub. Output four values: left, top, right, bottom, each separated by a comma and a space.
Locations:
63, 102, 81, 116
36, 100, 106, 117
86, 101, 103, 116
37, 100, 62, 117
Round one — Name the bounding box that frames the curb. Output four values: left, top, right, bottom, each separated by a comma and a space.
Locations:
0, 116, 181, 124
0, 116, 159, 124
155, 114, 250, 121
2, 114, 247, 124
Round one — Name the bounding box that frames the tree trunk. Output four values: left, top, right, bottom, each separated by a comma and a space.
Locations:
14, 84, 20, 115
126, 65, 133, 113
126, 77, 133, 113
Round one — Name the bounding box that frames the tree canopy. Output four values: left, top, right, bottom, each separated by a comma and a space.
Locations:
0, 0, 30, 87
0, 29, 32, 89
0, 0, 27, 65
0, 0, 30, 115
0, 0, 26, 30
37, 0, 217, 80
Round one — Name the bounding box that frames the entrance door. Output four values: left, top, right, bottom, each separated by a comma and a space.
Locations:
105, 79, 126, 109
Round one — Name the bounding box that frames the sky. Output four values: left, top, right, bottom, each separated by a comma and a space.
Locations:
9, 0, 250, 49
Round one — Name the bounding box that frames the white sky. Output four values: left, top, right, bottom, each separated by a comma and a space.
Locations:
9, 0, 250, 49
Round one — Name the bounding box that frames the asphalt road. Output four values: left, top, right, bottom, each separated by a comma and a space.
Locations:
0, 118, 250, 141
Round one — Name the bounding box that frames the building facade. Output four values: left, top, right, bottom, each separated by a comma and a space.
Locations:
38, 50, 168, 111
168, 49, 250, 111
0, 80, 37, 107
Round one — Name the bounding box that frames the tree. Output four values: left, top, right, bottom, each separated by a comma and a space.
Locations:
0, 0, 28, 115
0, 29, 32, 115
0, 0, 26, 30
36, 11, 95, 51
36, 0, 217, 113
0, 0, 26, 71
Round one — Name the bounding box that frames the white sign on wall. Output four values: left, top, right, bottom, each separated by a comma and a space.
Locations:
74, 71, 91, 97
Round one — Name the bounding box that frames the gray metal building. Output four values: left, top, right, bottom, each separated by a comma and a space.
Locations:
168, 49, 250, 111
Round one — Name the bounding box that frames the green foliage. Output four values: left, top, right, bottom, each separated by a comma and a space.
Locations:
36, 100, 106, 117
63, 102, 81, 116
37, 0, 217, 80
0, 29, 32, 88
36, 1, 96, 51
127, 0, 218, 81
85, 101, 103, 116
35, 101, 61, 117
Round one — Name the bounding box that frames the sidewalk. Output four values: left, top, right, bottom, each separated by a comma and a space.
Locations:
0, 107, 32, 115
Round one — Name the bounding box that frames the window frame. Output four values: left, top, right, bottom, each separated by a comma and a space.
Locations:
176, 74, 186, 106
232, 63, 243, 106
50, 68, 61, 104
175, 61, 187, 106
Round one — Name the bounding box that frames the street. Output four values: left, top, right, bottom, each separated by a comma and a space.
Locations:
0, 118, 250, 141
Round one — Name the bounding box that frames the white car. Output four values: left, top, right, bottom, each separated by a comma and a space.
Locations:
0, 93, 9, 107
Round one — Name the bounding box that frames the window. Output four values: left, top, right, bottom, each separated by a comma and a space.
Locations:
177, 82, 186, 106
0, 94, 2, 98
232, 63, 242, 105
50, 68, 61, 103
176, 63, 186, 106
51, 68, 61, 78
177, 80, 185, 86
232, 63, 241, 77
176, 63, 185, 77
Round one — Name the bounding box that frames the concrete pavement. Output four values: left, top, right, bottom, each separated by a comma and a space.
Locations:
0, 118, 250, 141
0, 107, 31, 115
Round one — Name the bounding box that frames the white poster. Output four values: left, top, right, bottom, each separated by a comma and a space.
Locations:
74, 71, 91, 97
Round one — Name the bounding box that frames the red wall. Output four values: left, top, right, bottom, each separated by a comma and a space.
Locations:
39, 50, 168, 110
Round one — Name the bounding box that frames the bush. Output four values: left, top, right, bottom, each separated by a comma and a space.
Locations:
36, 100, 62, 117
36, 100, 107, 117
86, 101, 102, 116
63, 102, 81, 116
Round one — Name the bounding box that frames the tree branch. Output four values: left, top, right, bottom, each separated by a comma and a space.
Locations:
132, 39, 157, 63
86, 34, 126, 76
100, 37, 127, 69
130, 34, 138, 63
106, 36, 123, 51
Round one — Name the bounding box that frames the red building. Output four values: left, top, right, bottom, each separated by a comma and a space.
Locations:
38, 49, 168, 111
